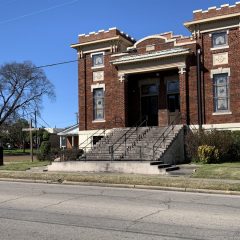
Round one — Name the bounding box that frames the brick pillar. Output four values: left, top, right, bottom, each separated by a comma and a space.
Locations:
116, 73, 127, 128
158, 109, 169, 127
79, 57, 87, 130
178, 67, 187, 125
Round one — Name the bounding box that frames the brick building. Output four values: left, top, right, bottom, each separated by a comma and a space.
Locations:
71, 2, 240, 146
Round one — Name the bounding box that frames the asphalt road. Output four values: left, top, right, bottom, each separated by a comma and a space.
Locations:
0, 181, 239, 240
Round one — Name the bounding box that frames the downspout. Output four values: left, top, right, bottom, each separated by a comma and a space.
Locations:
201, 33, 206, 125
84, 55, 87, 130
197, 47, 203, 130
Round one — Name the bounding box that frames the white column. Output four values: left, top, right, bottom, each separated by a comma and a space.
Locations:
72, 136, 74, 148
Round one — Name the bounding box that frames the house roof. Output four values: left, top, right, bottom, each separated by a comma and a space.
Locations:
111, 47, 190, 65
57, 124, 79, 136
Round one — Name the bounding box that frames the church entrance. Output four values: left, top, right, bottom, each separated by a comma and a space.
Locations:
140, 84, 159, 126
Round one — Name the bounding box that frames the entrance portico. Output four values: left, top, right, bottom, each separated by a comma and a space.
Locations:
111, 47, 190, 127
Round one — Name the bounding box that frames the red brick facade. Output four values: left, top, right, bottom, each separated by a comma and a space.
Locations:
72, 3, 240, 131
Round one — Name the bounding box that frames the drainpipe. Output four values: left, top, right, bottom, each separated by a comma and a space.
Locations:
84, 55, 87, 130
197, 48, 203, 130
201, 33, 206, 125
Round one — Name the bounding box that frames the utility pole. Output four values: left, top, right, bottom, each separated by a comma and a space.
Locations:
34, 111, 38, 150
29, 119, 33, 162
22, 119, 39, 162
75, 112, 79, 124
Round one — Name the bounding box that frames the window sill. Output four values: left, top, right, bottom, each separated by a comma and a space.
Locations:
212, 111, 232, 116
91, 66, 104, 70
92, 119, 106, 123
211, 45, 229, 51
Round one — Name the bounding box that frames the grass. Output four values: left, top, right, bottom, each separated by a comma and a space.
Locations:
0, 171, 239, 192
0, 160, 50, 171
0, 159, 239, 192
192, 162, 240, 180
3, 149, 38, 156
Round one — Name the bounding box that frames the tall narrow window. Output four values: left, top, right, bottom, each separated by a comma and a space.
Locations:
93, 88, 104, 120
213, 73, 229, 112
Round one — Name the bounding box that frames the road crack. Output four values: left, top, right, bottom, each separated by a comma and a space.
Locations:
38, 196, 80, 209
125, 198, 171, 231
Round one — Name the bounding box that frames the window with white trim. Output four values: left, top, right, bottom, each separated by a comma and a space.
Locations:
213, 73, 229, 112
92, 53, 104, 67
212, 32, 228, 48
93, 88, 104, 120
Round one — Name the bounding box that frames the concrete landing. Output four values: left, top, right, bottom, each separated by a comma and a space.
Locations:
47, 161, 167, 175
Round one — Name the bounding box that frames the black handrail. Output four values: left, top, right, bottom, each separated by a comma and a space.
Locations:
79, 128, 106, 150
152, 113, 181, 160
109, 118, 148, 160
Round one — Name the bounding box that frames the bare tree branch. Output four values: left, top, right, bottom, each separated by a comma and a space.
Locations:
0, 61, 55, 126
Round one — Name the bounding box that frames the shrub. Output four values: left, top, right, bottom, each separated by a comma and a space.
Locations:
197, 145, 219, 164
185, 129, 238, 163
37, 141, 51, 161
42, 132, 50, 141
60, 148, 84, 161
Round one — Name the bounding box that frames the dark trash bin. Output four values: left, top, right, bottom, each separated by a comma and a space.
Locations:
0, 146, 3, 166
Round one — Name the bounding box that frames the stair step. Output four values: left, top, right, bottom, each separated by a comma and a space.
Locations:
158, 164, 172, 169
150, 161, 164, 165
165, 166, 180, 172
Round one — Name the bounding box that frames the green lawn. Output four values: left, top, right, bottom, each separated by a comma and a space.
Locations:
3, 149, 38, 156
192, 162, 240, 180
0, 160, 50, 171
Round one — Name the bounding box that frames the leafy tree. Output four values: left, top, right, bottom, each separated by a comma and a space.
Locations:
8, 119, 29, 150
0, 119, 29, 150
0, 61, 55, 126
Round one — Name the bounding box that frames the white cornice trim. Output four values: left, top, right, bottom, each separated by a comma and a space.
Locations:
201, 24, 239, 33
71, 35, 133, 49
184, 12, 240, 28
83, 47, 111, 54
111, 51, 190, 65
118, 62, 186, 75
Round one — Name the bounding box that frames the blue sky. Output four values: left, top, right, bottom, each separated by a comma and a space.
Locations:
0, 0, 237, 128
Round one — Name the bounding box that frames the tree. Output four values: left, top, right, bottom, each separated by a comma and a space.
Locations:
8, 119, 29, 149
0, 61, 55, 126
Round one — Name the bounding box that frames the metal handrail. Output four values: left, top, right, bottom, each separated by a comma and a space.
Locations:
152, 113, 182, 160
109, 118, 148, 160
79, 128, 106, 150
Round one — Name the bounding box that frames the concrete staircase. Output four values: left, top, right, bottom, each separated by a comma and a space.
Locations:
125, 125, 183, 161
84, 127, 150, 160
82, 125, 183, 166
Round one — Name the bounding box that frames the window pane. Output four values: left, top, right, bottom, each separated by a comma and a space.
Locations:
167, 80, 179, 93
213, 73, 229, 112
92, 54, 104, 67
93, 88, 104, 120
216, 86, 227, 98
217, 99, 228, 111
215, 74, 227, 85
212, 32, 227, 47
94, 89, 104, 98
141, 84, 158, 95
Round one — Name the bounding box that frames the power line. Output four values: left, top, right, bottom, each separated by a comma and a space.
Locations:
0, 0, 79, 25
36, 59, 78, 69
37, 115, 51, 128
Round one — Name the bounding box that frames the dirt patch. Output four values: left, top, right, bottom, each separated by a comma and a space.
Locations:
4, 155, 37, 162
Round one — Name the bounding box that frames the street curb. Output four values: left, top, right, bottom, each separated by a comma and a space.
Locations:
0, 177, 240, 196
